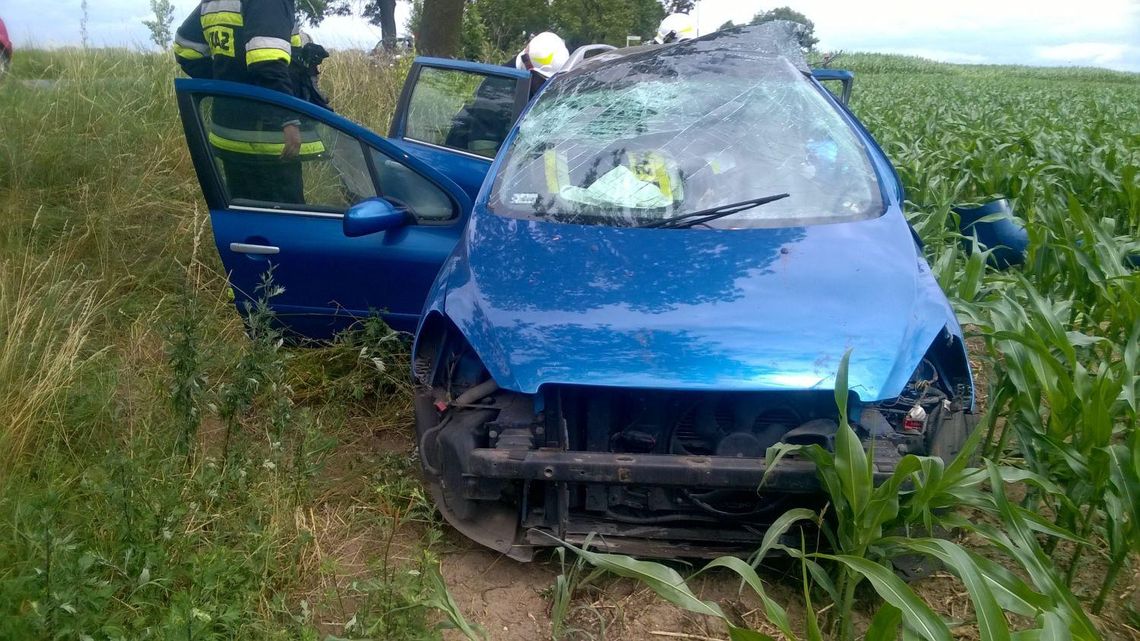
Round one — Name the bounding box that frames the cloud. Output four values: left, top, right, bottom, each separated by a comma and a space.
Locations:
1035, 42, 1136, 67
4, 0, 1138, 72
692, 0, 1140, 71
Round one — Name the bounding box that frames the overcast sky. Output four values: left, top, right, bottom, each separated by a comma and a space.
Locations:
3, 0, 1138, 71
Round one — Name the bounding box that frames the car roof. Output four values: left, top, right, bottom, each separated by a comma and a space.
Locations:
563, 21, 812, 79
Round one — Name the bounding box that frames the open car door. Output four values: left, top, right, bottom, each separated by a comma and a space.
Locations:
388, 57, 531, 200
175, 78, 473, 338
811, 68, 854, 105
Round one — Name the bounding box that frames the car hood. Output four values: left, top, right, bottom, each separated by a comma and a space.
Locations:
436, 207, 959, 401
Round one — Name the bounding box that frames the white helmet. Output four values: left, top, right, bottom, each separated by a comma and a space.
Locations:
654, 13, 697, 44
515, 31, 569, 78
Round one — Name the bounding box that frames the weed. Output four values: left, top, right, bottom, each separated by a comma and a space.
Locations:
564, 352, 1101, 641
2, 44, 1137, 638
549, 543, 607, 640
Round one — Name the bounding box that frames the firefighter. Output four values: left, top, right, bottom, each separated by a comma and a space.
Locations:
173, 0, 322, 204
653, 13, 698, 44
290, 31, 331, 111
514, 31, 569, 97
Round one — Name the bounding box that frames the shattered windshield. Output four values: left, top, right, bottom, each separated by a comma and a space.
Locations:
489, 28, 884, 229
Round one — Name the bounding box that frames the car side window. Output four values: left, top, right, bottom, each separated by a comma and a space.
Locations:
201, 95, 376, 212
404, 67, 517, 158
370, 147, 455, 222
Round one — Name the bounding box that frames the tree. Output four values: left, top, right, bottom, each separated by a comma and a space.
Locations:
469, 0, 550, 56
418, 0, 465, 57
142, 0, 175, 49
295, 0, 352, 25
362, 0, 399, 49
550, 0, 665, 49
460, 0, 493, 61
80, 0, 89, 48
662, 0, 695, 13
718, 19, 735, 31
749, 6, 819, 51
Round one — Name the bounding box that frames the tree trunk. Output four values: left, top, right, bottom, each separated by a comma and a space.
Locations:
378, 0, 397, 49
417, 0, 464, 58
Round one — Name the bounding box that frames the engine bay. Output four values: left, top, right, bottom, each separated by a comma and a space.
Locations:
413, 327, 975, 560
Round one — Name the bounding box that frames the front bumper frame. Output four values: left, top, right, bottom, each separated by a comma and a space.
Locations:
466, 448, 897, 489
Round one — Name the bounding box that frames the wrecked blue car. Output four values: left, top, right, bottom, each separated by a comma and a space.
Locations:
177, 23, 975, 560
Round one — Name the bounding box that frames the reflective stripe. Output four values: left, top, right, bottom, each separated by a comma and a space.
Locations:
209, 131, 325, 155
247, 36, 291, 53
246, 47, 291, 65
175, 33, 209, 55
531, 51, 555, 66
174, 43, 207, 60
544, 149, 569, 192
201, 11, 242, 27
211, 122, 321, 144
201, 0, 241, 14
290, 34, 303, 47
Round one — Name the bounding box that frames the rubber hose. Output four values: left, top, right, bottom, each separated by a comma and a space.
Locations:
420, 379, 499, 475
419, 414, 451, 476
453, 378, 499, 406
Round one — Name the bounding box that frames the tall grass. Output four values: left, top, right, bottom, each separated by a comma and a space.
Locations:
1, 46, 1137, 638
0, 48, 462, 639
0, 243, 104, 475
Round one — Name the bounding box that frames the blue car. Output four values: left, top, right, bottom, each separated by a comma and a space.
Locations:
178, 23, 976, 560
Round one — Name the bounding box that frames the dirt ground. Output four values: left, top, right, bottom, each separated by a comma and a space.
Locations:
311, 422, 1139, 641
434, 538, 1138, 641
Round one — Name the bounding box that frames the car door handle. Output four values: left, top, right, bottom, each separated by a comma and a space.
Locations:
229, 243, 280, 255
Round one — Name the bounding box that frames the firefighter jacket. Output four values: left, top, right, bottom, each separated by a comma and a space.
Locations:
173, 0, 323, 157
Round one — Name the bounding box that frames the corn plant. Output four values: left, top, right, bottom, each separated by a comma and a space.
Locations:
564, 351, 1101, 640
854, 56, 1139, 615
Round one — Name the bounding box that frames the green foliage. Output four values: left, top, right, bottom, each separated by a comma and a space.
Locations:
142, 0, 176, 49
662, 0, 695, 14
0, 49, 463, 638
749, 7, 819, 51
466, 0, 552, 56
411, 0, 678, 62
461, 1, 496, 62
3, 43, 1138, 641
846, 54, 1139, 611
548, 544, 606, 640
295, 0, 353, 25
548, 0, 665, 49
567, 352, 1109, 640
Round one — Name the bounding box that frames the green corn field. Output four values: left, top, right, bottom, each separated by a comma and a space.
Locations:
0, 49, 1136, 640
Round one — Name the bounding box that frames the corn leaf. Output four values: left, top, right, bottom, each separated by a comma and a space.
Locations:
817, 554, 951, 641
983, 463, 1100, 640
881, 537, 1010, 641
750, 507, 818, 566
564, 544, 726, 620
866, 604, 903, 641
703, 556, 798, 641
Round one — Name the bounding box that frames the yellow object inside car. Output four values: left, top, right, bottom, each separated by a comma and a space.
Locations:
544, 148, 684, 209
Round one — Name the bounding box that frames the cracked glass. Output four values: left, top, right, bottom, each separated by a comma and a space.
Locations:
488, 22, 884, 229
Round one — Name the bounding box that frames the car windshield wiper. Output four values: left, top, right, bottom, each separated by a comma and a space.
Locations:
638, 193, 790, 229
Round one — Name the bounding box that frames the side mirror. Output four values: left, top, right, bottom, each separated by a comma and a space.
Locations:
343, 198, 407, 237
811, 69, 854, 105
952, 198, 1028, 269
